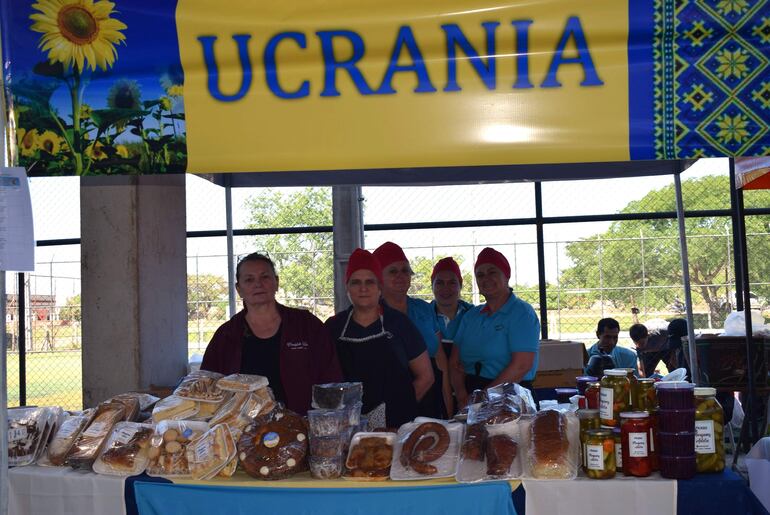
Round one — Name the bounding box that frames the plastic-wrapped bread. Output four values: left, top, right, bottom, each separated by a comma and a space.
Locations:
528, 410, 570, 478
217, 374, 269, 392
66, 402, 126, 469
93, 422, 154, 476
486, 435, 517, 475
46, 414, 92, 466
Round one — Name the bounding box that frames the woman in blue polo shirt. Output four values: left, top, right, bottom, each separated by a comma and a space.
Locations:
450, 247, 540, 409
373, 241, 446, 419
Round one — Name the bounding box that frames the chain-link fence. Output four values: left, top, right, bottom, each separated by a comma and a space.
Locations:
12, 163, 770, 410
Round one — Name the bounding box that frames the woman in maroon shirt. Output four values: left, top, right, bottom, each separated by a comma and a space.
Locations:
201, 253, 342, 414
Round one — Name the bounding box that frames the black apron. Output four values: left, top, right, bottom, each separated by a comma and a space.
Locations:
416, 358, 447, 419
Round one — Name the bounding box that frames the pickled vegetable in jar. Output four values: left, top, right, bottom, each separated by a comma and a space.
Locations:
618, 368, 638, 410
584, 428, 616, 479
600, 370, 630, 426
637, 378, 657, 411
611, 426, 623, 473
585, 382, 601, 410
578, 409, 601, 468
620, 411, 652, 477
694, 387, 725, 473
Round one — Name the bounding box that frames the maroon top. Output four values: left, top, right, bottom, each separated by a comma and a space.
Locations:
201, 304, 343, 414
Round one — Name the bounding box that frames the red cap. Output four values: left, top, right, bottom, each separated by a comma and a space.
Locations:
431, 257, 462, 286
475, 247, 511, 279
345, 248, 383, 284
372, 241, 408, 269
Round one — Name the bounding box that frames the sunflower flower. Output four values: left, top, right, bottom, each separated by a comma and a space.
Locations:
107, 79, 142, 110
115, 144, 129, 158
80, 103, 92, 119
167, 85, 184, 97
85, 141, 107, 160
18, 129, 38, 157
38, 130, 64, 155
30, 0, 127, 72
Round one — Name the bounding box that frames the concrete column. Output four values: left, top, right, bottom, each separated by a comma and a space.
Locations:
80, 175, 187, 407
332, 186, 364, 312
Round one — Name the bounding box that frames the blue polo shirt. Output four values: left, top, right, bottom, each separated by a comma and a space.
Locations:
432, 299, 473, 341
405, 296, 441, 357
454, 293, 540, 381
586, 343, 639, 374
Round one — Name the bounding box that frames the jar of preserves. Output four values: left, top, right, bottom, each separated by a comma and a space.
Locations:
576, 376, 598, 395
618, 368, 638, 410
620, 411, 652, 477
637, 378, 657, 411
600, 370, 630, 426
585, 382, 601, 410
584, 428, 616, 479
646, 408, 659, 471
578, 409, 601, 469
694, 387, 725, 473
611, 426, 623, 473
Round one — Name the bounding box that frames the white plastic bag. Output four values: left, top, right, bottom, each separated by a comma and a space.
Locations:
746, 438, 770, 513
722, 310, 767, 336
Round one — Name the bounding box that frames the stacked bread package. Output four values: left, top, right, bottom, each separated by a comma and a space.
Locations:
520, 408, 580, 479
66, 401, 126, 469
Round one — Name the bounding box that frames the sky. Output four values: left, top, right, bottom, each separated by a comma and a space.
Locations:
17, 157, 730, 303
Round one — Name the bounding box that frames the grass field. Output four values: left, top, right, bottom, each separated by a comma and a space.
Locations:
6, 350, 82, 410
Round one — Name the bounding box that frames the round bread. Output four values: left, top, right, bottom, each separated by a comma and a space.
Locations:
238, 407, 308, 480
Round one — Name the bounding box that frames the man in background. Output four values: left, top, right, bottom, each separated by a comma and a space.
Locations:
629, 320, 675, 377
585, 318, 638, 374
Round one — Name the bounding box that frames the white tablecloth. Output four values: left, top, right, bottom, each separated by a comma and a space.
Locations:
9, 465, 126, 515
522, 474, 677, 515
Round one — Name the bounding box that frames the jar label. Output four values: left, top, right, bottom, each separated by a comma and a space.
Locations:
615, 443, 623, 469
629, 432, 648, 458
8, 426, 27, 443
586, 444, 604, 470
600, 388, 613, 421
695, 420, 715, 454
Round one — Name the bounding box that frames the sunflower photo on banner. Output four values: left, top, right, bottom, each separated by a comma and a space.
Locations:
1, 0, 186, 176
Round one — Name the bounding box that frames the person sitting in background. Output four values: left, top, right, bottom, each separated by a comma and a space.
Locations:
585, 318, 638, 375
374, 241, 447, 419
201, 253, 342, 415
666, 318, 690, 372
325, 249, 433, 428
450, 247, 540, 409
431, 257, 473, 415
629, 322, 676, 377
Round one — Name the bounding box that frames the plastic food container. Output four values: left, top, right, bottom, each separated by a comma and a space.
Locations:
311, 382, 363, 409
343, 402, 363, 427
620, 412, 651, 477
576, 376, 598, 395
309, 435, 343, 458
345, 432, 395, 480
655, 381, 694, 409
694, 387, 725, 473
309, 456, 343, 479
307, 409, 347, 437
658, 431, 695, 457
657, 408, 696, 433
659, 454, 696, 479
93, 422, 154, 476
600, 370, 630, 427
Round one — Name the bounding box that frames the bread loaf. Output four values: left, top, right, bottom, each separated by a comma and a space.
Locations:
529, 410, 570, 478
486, 434, 517, 475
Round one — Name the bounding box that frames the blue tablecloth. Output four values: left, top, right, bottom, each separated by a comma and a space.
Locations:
132, 480, 516, 515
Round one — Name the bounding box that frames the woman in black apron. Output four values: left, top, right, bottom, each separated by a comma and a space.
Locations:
325, 249, 434, 428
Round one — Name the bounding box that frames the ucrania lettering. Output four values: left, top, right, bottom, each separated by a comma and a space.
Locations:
197, 16, 604, 102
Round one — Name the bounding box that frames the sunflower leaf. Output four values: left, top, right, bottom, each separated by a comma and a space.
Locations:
32, 61, 66, 80
90, 109, 150, 132
143, 100, 162, 109
163, 113, 186, 120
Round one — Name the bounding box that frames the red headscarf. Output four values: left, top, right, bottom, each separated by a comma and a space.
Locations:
345, 248, 383, 284
475, 247, 511, 279
372, 241, 408, 269
431, 257, 462, 286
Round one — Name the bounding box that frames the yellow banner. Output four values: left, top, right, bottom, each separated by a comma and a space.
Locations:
176, 0, 630, 173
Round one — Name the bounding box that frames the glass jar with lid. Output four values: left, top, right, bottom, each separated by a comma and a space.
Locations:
637, 378, 657, 411
585, 382, 601, 410
584, 428, 616, 479
578, 409, 601, 469
618, 368, 638, 410
600, 369, 630, 426
620, 411, 652, 477
611, 426, 622, 473
694, 387, 725, 473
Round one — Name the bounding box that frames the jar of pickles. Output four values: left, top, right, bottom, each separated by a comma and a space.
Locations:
637, 378, 657, 411
578, 409, 601, 469
694, 387, 725, 473
585, 382, 601, 410
618, 368, 638, 410
611, 426, 623, 473
620, 411, 652, 477
584, 428, 616, 479
600, 369, 630, 426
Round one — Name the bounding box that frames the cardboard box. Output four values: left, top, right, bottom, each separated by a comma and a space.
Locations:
532, 368, 584, 388
537, 339, 586, 371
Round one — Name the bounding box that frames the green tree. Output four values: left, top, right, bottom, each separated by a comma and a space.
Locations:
59, 294, 81, 322
409, 255, 474, 300
244, 188, 334, 311
188, 274, 228, 320
560, 175, 770, 327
